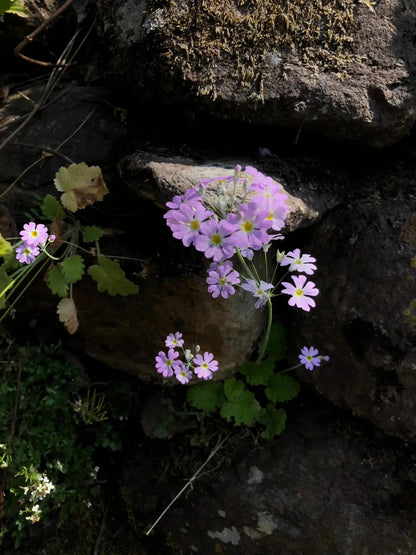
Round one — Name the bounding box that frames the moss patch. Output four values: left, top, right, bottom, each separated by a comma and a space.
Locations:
148, 0, 360, 98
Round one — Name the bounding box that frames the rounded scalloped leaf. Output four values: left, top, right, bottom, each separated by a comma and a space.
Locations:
53, 163, 108, 212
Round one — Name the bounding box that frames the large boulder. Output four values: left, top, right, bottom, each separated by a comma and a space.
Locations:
67, 154, 337, 382
293, 192, 416, 441
98, 0, 416, 147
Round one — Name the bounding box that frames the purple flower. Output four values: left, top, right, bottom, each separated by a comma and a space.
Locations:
256, 197, 288, 232
165, 332, 184, 349
165, 188, 202, 210
193, 352, 219, 380
241, 279, 274, 309
281, 274, 319, 311
15, 243, 40, 264
206, 260, 240, 299
299, 346, 328, 371
227, 202, 269, 251
175, 362, 193, 384
194, 219, 238, 262
280, 249, 317, 275
19, 222, 49, 246
168, 203, 214, 247
155, 348, 181, 378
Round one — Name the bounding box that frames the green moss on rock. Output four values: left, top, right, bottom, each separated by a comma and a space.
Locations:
147, 0, 360, 98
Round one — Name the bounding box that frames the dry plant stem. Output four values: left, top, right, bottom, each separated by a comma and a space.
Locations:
0, 106, 95, 200
0, 18, 94, 154
145, 433, 230, 536
13, 0, 77, 67
9, 142, 74, 164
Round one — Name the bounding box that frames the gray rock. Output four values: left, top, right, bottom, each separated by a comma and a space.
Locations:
98, 0, 416, 147
293, 194, 416, 441
123, 397, 416, 554
118, 152, 333, 232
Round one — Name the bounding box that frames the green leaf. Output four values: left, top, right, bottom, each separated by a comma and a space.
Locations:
260, 405, 287, 439
0, 251, 20, 272
239, 359, 274, 386
47, 266, 69, 297
220, 389, 261, 426
87, 255, 139, 296
223, 377, 246, 401
60, 255, 85, 284
41, 194, 65, 221
0, 0, 12, 14
0, 0, 30, 15
187, 381, 223, 413
82, 225, 105, 243
265, 374, 301, 403
0, 269, 12, 309
265, 321, 287, 362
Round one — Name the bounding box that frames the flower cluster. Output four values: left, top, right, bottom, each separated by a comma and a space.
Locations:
155, 332, 219, 383
19, 470, 55, 524
164, 166, 319, 312
15, 222, 55, 265
157, 164, 329, 380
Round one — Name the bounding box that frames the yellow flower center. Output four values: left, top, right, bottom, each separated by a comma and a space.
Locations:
220, 277, 227, 286
242, 221, 254, 233
295, 288, 304, 297
31, 230, 38, 237
190, 220, 200, 231
211, 233, 222, 246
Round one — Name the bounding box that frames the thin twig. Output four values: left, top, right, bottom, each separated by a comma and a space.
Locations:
0, 17, 94, 154
9, 142, 74, 164
14, 0, 77, 67
145, 433, 230, 536
0, 104, 96, 200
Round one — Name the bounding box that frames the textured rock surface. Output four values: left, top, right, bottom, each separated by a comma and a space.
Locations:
98, 0, 416, 147
122, 394, 416, 553
118, 151, 336, 232
292, 191, 416, 441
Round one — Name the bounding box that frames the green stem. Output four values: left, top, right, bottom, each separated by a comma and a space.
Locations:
256, 297, 273, 364
278, 363, 303, 374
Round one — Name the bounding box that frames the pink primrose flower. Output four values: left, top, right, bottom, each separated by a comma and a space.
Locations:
19, 222, 49, 246
280, 249, 317, 275
15, 243, 40, 264
155, 348, 181, 378
281, 274, 319, 311
227, 202, 270, 251
299, 346, 322, 371
165, 332, 184, 349
241, 278, 274, 309
175, 362, 193, 384
206, 260, 240, 299
194, 219, 238, 262
168, 203, 214, 247
193, 352, 219, 380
